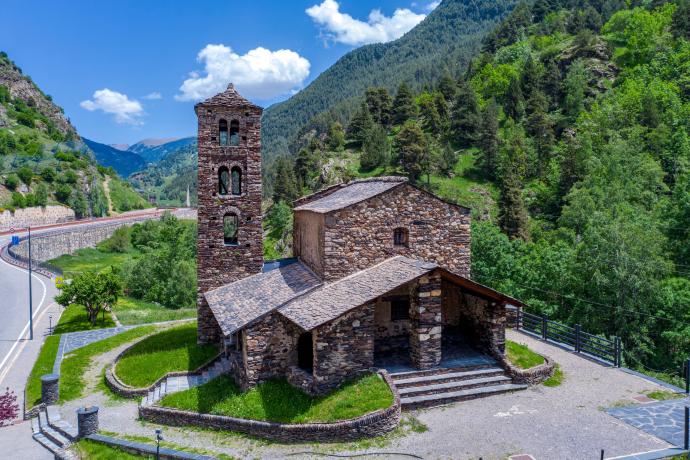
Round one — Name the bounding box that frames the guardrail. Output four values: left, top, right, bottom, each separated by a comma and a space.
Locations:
514, 309, 622, 367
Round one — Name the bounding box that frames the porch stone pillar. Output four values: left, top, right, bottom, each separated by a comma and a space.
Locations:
410, 272, 443, 369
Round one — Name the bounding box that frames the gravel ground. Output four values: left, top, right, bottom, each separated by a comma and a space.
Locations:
56, 329, 673, 460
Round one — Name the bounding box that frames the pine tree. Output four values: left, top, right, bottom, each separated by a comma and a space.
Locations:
294, 147, 317, 188
542, 59, 562, 109
564, 60, 588, 121
347, 101, 374, 146
394, 122, 428, 182
437, 70, 457, 101
451, 81, 481, 146
392, 82, 416, 125
672, 0, 690, 39
273, 156, 299, 203
361, 124, 390, 171
505, 76, 525, 121
525, 91, 555, 175
477, 99, 501, 180
327, 121, 345, 151
521, 55, 543, 102
556, 129, 587, 206
420, 97, 442, 136
365, 87, 393, 126
437, 143, 458, 178
498, 126, 530, 241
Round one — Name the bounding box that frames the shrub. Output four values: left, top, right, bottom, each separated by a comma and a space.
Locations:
60, 170, 78, 184
17, 166, 33, 186
100, 227, 132, 253
54, 184, 72, 203
11, 192, 26, 209
5, 174, 19, 191
40, 167, 57, 183
0, 388, 19, 426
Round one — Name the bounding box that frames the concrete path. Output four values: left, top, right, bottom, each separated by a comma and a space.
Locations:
53, 326, 136, 374
608, 397, 690, 446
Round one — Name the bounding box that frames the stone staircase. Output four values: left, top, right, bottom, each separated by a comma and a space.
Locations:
391, 364, 528, 410
141, 356, 231, 407
31, 405, 78, 457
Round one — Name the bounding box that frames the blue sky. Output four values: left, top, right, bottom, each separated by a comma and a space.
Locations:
2, 0, 439, 145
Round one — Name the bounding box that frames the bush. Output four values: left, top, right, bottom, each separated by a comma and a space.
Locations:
54, 184, 71, 203
5, 174, 19, 191
17, 166, 33, 186
60, 170, 78, 184
100, 227, 132, 253
11, 192, 26, 209
40, 167, 57, 183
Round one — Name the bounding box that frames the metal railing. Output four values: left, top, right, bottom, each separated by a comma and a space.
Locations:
515, 309, 622, 367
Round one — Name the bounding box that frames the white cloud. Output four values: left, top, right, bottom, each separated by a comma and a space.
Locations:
143, 91, 162, 100
175, 44, 311, 102
80, 89, 144, 125
306, 0, 426, 46
425, 1, 441, 11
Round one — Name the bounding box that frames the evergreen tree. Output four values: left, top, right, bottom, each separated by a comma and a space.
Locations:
525, 91, 555, 175
273, 156, 299, 203
394, 122, 428, 182
451, 81, 481, 146
294, 147, 318, 188
437, 70, 457, 101
532, 0, 554, 23
437, 143, 458, 178
556, 129, 588, 206
498, 126, 530, 240
365, 87, 393, 126
420, 96, 442, 136
521, 55, 543, 102
326, 121, 345, 151
542, 59, 562, 109
564, 60, 588, 121
505, 76, 525, 121
361, 124, 390, 171
347, 102, 374, 146
672, 0, 690, 40
392, 82, 416, 125
477, 99, 501, 180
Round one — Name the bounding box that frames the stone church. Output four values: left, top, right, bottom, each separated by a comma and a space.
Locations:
195, 84, 523, 396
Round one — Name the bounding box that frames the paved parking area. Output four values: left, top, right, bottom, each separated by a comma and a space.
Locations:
608, 397, 690, 446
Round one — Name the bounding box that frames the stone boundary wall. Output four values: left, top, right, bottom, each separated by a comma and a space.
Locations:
84, 434, 214, 460
499, 354, 555, 385
139, 371, 402, 442
0, 205, 75, 232
105, 342, 220, 398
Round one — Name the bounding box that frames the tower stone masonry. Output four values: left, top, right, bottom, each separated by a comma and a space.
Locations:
195, 84, 264, 344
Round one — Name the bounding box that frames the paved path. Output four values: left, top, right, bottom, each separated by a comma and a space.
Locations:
53, 326, 136, 374
608, 397, 690, 446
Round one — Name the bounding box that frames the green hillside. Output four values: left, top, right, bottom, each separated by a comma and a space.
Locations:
266, 0, 690, 379
0, 51, 148, 216
261, 0, 518, 160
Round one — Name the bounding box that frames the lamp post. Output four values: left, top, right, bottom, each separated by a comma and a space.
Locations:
155, 429, 163, 460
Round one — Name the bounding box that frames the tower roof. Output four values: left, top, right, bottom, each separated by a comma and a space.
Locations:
194, 83, 262, 112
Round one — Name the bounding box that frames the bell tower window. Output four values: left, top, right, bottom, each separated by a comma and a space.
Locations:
394, 227, 409, 247
230, 120, 240, 146
223, 213, 239, 246
231, 167, 242, 195
219, 167, 230, 195
219, 119, 228, 146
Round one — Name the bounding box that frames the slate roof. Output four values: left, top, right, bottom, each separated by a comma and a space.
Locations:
195, 83, 261, 110
279, 256, 437, 331
293, 177, 407, 213
204, 260, 321, 336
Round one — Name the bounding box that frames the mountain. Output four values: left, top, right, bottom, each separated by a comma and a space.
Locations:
109, 143, 129, 151
128, 137, 193, 163
0, 51, 149, 216
128, 139, 197, 206
83, 138, 147, 178
261, 0, 517, 159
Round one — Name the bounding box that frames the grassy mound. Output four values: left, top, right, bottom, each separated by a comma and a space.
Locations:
160, 373, 393, 424
506, 340, 545, 369
114, 322, 217, 388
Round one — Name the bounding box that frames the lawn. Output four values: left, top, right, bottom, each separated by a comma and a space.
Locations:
506, 340, 545, 369
50, 247, 134, 278
53, 304, 116, 334
114, 322, 217, 388
543, 364, 564, 387
25, 334, 61, 408
60, 326, 156, 402
114, 297, 196, 326
71, 439, 146, 459
160, 373, 394, 424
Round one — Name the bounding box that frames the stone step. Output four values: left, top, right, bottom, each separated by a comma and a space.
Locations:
51, 419, 79, 441
153, 385, 161, 401
33, 432, 61, 454
38, 411, 71, 448
401, 383, 528, 410
393, 367, 507, 388
390, 364, 497, 380
398, 375, 512, 397
160, 379, 168, 396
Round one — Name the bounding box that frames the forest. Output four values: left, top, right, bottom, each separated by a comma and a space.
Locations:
265, 0, 690, 384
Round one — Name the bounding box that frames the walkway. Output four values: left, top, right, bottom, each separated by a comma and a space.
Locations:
53, 326, 136, 374
607, 397, 690, 446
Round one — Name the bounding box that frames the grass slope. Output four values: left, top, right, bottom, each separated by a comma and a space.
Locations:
114, 323, 217, 388
506, 340, 545, 369
25, 335, 61, 408
160, 374, 393, 424
53, 304, 116, 334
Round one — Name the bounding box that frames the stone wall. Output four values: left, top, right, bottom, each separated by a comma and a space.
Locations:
373, 286, 412, 355
0, 205, 74, 232
500, 354, 556, 385
196, 86, 264, 345
320, 183, 471, 282
139, 371, 401, 443
410, 272, 443, 369
292, 210, 325, 277
312, 304, 375, 394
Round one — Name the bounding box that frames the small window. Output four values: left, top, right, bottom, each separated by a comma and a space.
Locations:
393, 227, 409, 247
229, 120, 240, 146
218, 167, 230, 195
223, 213, 239, 245
219, 119, 228, 146
231, 167, 242, 195
390, 298, 410, 321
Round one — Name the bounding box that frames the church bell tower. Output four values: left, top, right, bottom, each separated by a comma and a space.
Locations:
195, 84, 264, 344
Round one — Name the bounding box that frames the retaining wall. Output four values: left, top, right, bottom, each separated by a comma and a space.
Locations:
138, 371, 401, 442
500, 354, 556, 385
0, 205, 74, 232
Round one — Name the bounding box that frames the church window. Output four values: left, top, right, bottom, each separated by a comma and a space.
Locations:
393, 227, 409, 247
219, 119, 228, 146
223, 213, 239, 245
231, 167, 242, 195
218, 167, 230, 195
229, 119, 240, 146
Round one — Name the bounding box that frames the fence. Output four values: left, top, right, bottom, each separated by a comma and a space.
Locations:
513, 309, 622, 367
